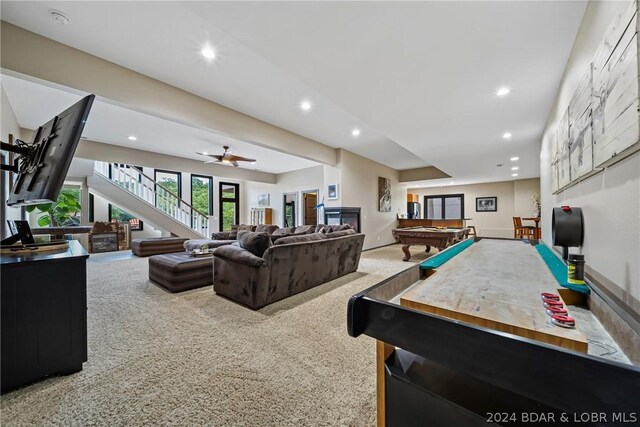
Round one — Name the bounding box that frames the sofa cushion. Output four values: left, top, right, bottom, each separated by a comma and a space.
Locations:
325, 228, 357, 239
273, 232, 327, 246
320, 224, 351, 233
212, 244, 265, 267
237, 224, 257, 232
272, 226, 295, 236
237, 231, 273, 257
293, 225, 315, 235
255, 224, 279, 235
315, 224, 327, 233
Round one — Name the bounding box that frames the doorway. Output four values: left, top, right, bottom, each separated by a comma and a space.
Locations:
302, 190, 318, 226
283, 192, 298, 227
219, 182, 240, 231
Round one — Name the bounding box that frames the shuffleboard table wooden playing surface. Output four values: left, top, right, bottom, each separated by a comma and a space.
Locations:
400, 239, 588, 352
392, 226, 469, 261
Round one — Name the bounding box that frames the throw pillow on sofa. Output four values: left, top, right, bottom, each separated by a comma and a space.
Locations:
237, 231, 273, 257
273, 233, 327, 246
272, 226, 295, 236
325, 228, 357, 239
255, 224, 279, 234
316, 224, 352, 233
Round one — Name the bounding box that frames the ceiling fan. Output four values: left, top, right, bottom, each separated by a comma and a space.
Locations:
196, 146, 256, 168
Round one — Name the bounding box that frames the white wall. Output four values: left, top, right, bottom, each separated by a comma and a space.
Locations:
242, 165, 324, 227
413, 178, 540, 238
1, 84, 24, 236
338, 149, 406, 250
540, 0, 639, 312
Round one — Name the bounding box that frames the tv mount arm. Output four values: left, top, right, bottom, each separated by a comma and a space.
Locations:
1, 140, 33, 173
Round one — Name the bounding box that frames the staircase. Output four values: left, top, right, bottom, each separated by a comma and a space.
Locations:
88, 162, 209, 239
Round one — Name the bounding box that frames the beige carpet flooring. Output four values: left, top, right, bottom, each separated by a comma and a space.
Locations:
1, 244, 430, 426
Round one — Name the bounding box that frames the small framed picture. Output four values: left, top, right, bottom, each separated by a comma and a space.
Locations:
327, 184, 338, 200
258, 193, 270, 207
476, 197, 497, 212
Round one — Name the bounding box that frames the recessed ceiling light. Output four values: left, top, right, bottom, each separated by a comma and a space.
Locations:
511, 166, 519, 171
503, 132, 512, 139
128, 136, 137, 141
202, 152, 208, 155
300, 100, 312, 111
49, 9, 70, 25
512, 173, 519, 177
251, 162, 256, 165
510, 156, 519, 161
497, 87, 510, 97
201, 47, 216, 60
351, 128, 361, 137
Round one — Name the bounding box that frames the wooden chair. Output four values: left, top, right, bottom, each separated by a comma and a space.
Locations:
513, 217, 535, 239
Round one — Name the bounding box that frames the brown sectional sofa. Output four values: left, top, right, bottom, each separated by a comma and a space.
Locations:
212, 229, 365, 309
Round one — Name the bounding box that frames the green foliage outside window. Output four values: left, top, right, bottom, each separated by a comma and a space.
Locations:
156, 177, 179, 213
191, 177, 211, 215
25, 186, 81, 227
222, 202, 235, 231
111, 205, 135, 222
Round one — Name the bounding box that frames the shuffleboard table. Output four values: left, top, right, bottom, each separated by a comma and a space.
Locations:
347, 238, 640, 426
392, 226, 469, 261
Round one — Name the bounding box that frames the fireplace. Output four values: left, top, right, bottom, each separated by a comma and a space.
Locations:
324, 207, 361, 233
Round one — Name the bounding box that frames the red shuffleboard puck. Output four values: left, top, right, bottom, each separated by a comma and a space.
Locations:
541, 293, 560, 301
546, 307, 568, 316
543, 299, 564, 308
551, 314, 576, 328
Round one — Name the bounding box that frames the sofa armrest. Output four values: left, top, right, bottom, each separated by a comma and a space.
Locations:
213, 245, 265, 267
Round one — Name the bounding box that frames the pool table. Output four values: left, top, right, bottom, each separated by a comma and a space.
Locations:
392, 226, 469, 261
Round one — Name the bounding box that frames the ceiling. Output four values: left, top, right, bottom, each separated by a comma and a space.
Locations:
1, 74, 319, 174
1, 1, 587, 185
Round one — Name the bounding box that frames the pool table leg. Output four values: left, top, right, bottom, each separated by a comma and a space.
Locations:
425, 245, 431, 253
401, 245, 412, 262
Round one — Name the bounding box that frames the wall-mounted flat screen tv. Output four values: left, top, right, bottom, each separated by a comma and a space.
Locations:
6, 95, 94, 207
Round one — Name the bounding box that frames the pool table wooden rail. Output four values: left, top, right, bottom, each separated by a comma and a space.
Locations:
392, 226, 470, 261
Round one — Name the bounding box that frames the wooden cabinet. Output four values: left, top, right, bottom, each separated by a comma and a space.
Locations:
250, 208, 273, 225
1, 241, 88, 393
407, 193, 419, 203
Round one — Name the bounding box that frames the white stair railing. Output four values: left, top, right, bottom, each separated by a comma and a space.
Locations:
94, 161, 209, 237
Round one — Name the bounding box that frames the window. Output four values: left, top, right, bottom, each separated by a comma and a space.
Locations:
154, 170, 181, 196
424, 194, 464, 220
191, 175, 213, 216
154, 169, 181, 213
219, 182, 239, 231
108, 204, 143, 231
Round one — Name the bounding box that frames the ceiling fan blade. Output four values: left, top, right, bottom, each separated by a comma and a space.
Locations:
228, 155, 256, 162
231, 160, 240, 167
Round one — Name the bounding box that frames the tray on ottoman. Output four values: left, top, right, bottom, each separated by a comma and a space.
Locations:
149, 252, 213, 292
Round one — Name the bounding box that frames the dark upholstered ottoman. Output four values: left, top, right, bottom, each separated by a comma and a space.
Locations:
148, 252, 213, 292
132, 237, 189, 257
